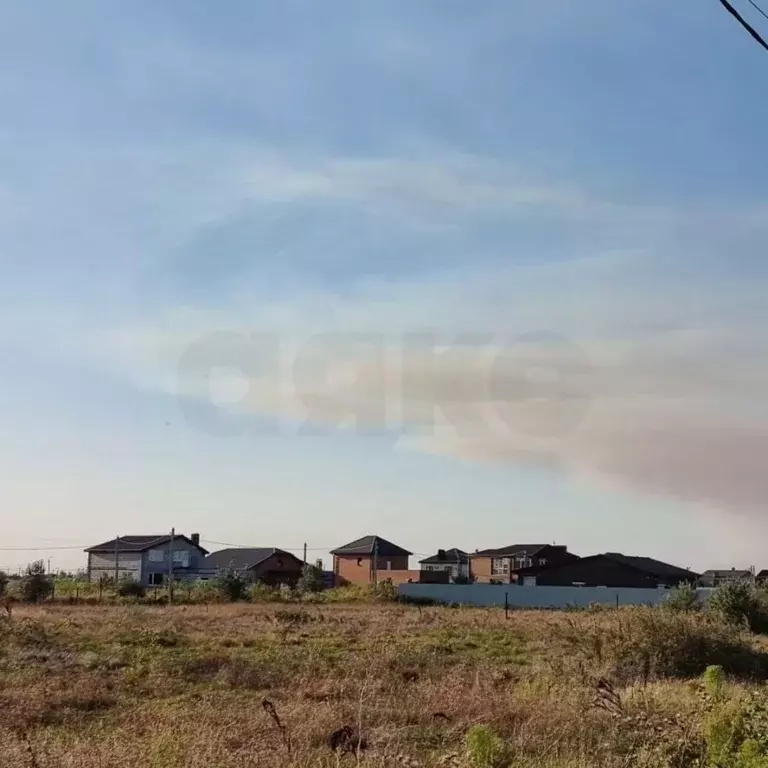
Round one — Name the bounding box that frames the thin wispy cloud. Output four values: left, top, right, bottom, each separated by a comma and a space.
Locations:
1, 0, 767, 568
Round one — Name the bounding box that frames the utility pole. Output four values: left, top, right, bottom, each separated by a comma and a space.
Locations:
168, 527, 175, 605
114, 536, 120, 583
372, 538, 378, 592
303, 542, 307, 565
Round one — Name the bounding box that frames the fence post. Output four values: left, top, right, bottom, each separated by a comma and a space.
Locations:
505, 592, 509, 619
99, 577, 103, 603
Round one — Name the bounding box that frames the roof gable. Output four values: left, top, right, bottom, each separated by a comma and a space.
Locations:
85, 535, 208, 555
473, 544, 551, 558
602, 553, 698, 580
331, 535, 412, 557
203, 548, 301, 571
419, 548, 469, 564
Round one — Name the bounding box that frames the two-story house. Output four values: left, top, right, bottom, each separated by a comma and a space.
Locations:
331, 535, 412, 585
470, 543, 578, 584
84, 533, 208, 586
419, 548, 470, 582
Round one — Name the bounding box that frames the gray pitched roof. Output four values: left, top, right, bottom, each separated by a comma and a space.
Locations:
602, 553, 698, 580
85, 535, 208, 554
420, 548, 469, 565
473, 544, 551, 557
203, 548, 300, 571
331, 535, 412, 557
514, 552, 699, 581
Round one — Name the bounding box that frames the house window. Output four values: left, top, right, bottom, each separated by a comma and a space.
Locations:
172, 550, 189, 567
514, 556, 532, 569
148, 573, 164, 586
386, 561, 392, 571
149, 549, 164, 563
491, 558, 510, 576
538, 558, 547, 566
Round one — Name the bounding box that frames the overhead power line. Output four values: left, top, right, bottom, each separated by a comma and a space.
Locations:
200, 539, 330, 552
747, 0, 768, 23
0, 544, 88, 551
719, 0, 768, 52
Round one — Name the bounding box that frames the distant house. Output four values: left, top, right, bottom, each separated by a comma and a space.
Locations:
84, 534, 208, 586
331, 535, 412, 585
201, 548, 304, 587
697, 569, 753, 588
420, 549, 470, 582
470, 544, 578, 584
514, 552, 699, 589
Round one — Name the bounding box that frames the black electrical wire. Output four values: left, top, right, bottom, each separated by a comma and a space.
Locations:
719, 0, 768, 52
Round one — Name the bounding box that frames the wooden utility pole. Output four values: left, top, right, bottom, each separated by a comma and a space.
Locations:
168, 527, 175, 605
372, 538, 379, 591
113, 536, 120, 583
303, 542, 307, 565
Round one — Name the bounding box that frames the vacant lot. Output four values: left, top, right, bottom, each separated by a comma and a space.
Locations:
0, 602, 766, 767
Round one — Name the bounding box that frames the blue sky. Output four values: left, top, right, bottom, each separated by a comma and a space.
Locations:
2, 1, 768, 572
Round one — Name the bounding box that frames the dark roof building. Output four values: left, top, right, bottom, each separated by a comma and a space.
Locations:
469, 544, 578, 582
515, 552, 699, 588
473, 544, 554, 557
85, 534, 208, 554
419, 548, 469, 565
204, 547, 295, 571
202, 547, 304, 586
331, 535, 412, 558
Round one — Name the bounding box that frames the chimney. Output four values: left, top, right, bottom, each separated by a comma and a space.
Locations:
191, 533, 200, 548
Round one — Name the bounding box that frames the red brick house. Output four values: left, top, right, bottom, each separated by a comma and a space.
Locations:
331, 535, 412, 585
470, 543, 578, 584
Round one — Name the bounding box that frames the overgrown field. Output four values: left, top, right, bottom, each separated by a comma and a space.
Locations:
2, 602, 768, 767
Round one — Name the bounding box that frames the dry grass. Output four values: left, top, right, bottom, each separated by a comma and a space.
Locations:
0, 602, 766, 767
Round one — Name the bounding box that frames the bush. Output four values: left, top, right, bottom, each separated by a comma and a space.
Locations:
663, 582, 699, 612
20, 561, 53, 603
188, 580, 225, 603
214, 571, 249, 601
465, 724, 506, 768
554, 607, 768, 682
707, 583, 768, 633
0, 570, 7, 596
296, 563, 324, 593
701, 666, 768, 767
117, 579, 146, 598
248, 582, 287, 603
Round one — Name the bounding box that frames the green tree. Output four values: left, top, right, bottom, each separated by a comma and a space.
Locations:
297, 563, 325, 593
662, 582, 699, 612
20, 560, 53, 603
707, 582, 768, 633
214, 571, 249, 601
